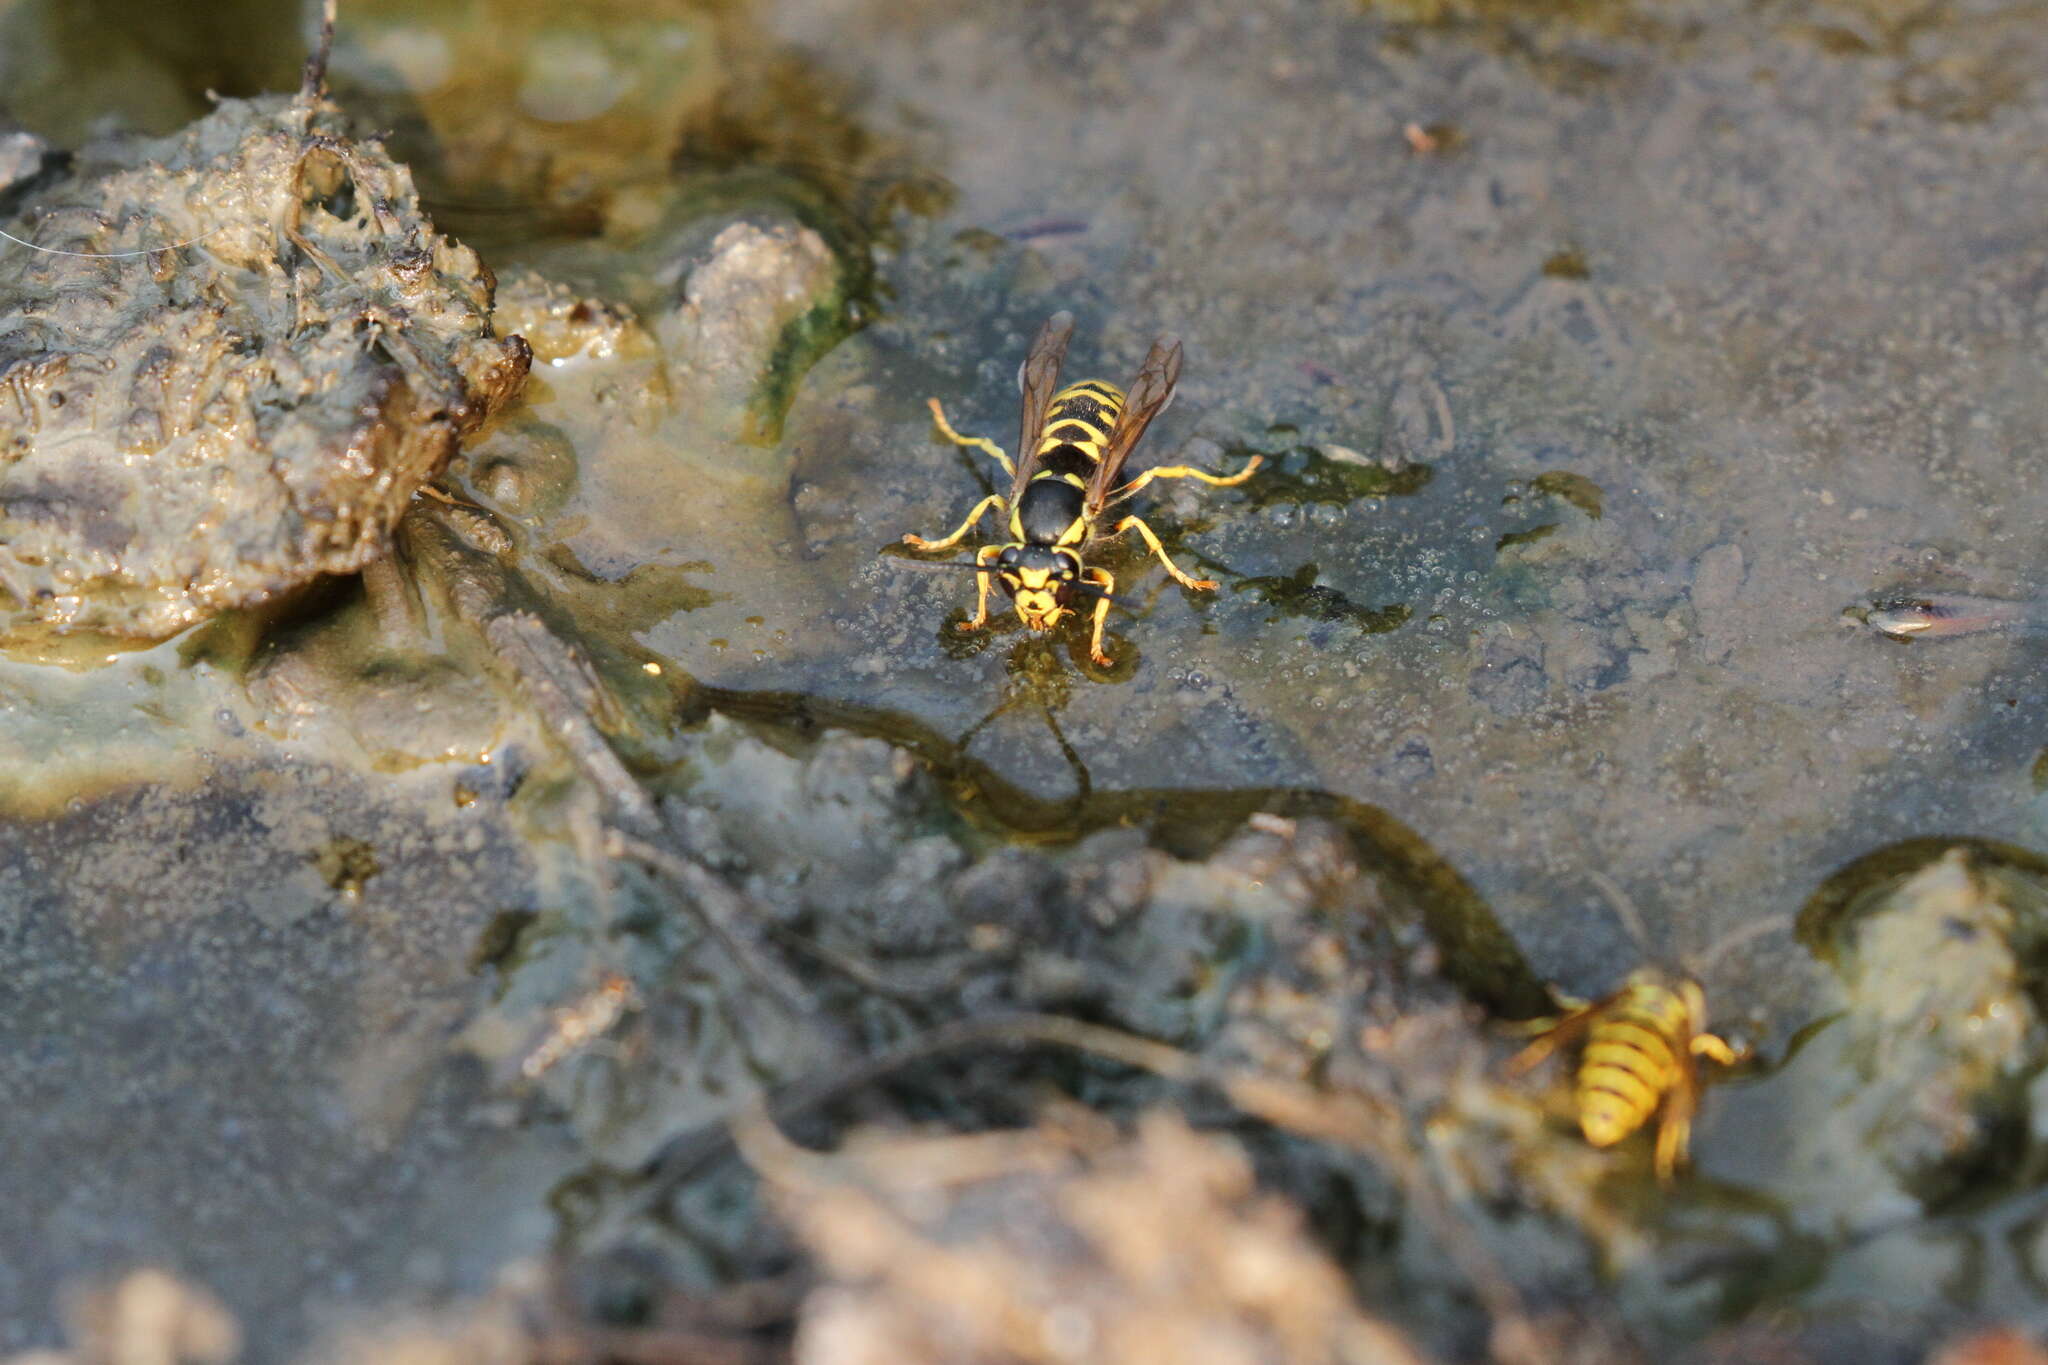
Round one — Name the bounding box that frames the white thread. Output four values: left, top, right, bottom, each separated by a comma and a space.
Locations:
0, 224, 222, 260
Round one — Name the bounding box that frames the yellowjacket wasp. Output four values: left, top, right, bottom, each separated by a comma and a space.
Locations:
1506, 872, 1786, 1184
1507, 967, 1739, 1184
899, 312, 1260, 666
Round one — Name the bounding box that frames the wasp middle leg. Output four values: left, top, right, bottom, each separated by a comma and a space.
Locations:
1108, 452, 1263, 504
903, 493, 1007, 552
1110, 515, 1217, 591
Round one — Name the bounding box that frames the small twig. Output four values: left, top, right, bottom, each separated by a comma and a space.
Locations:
302, 0, 338, 96
633, 1012, 1199, 1203
759, 921, 973, 1004
483, 611, 660, 835
606, 831, 815, 1021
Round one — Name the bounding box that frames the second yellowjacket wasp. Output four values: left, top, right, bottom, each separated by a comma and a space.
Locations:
1507, 967, 1740, 1184
900, 312, 1260, 666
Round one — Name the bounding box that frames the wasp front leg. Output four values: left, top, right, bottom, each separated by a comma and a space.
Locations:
1085, 566, 1116, 666
903, 493, 1007, 552
957, 543, 1004, 633
1111, 515, 1216, 592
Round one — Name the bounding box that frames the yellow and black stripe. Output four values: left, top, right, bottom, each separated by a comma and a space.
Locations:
1576, 976, 1696, 1148
1508, 966, 1738, 1182
1033, 380, 1125, 469
1010, 380, 1127, 546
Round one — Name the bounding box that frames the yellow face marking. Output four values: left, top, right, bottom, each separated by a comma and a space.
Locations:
1011, 566, 1067, 630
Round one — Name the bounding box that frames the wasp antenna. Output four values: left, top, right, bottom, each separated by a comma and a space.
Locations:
1689, 913, 1795, 977
887, 556, 996, 573
1585, 869, 1652, 956
1067, 579, 1133, 611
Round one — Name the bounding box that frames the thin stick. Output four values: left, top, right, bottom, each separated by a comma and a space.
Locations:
303, 0, 339, 95
481, 610, 659, 834
606, 831, 816, 1022
635, 1013, 1199, 1196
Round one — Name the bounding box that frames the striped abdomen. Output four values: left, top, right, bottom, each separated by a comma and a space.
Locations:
1576, 976, 1695, 1146
1032, 379, 1126, 482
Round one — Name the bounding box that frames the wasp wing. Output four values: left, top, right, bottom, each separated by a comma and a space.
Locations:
1086, 334, 1183, 512
1503, 989, 1617, 1077
1011, 311, 1076, 505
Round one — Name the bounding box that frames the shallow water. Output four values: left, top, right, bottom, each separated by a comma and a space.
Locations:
5, 0, 2048, 1358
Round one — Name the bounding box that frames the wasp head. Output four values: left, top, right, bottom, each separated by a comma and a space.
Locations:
999, 545, 1083, 631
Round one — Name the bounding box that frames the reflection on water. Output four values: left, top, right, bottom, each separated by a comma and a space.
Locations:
1230, 562, 1413, 634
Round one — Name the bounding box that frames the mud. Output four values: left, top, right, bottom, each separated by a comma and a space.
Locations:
0, 73, 528, 640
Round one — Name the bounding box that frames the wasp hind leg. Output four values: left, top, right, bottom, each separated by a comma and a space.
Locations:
1085, 566, 1116, 666
1112, 515, 1216, 591
1653, 1112, 1693, 1186
903, 493, 1007, 552
1109, 452, 1263, 503
956, 543, 1004, 633
927, 397, 1016, 481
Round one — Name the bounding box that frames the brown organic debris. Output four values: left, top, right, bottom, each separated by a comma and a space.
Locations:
2, 1268, 240, 1365
1928, 1330, 2048, 1365
747, 1105, 1432, 1365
